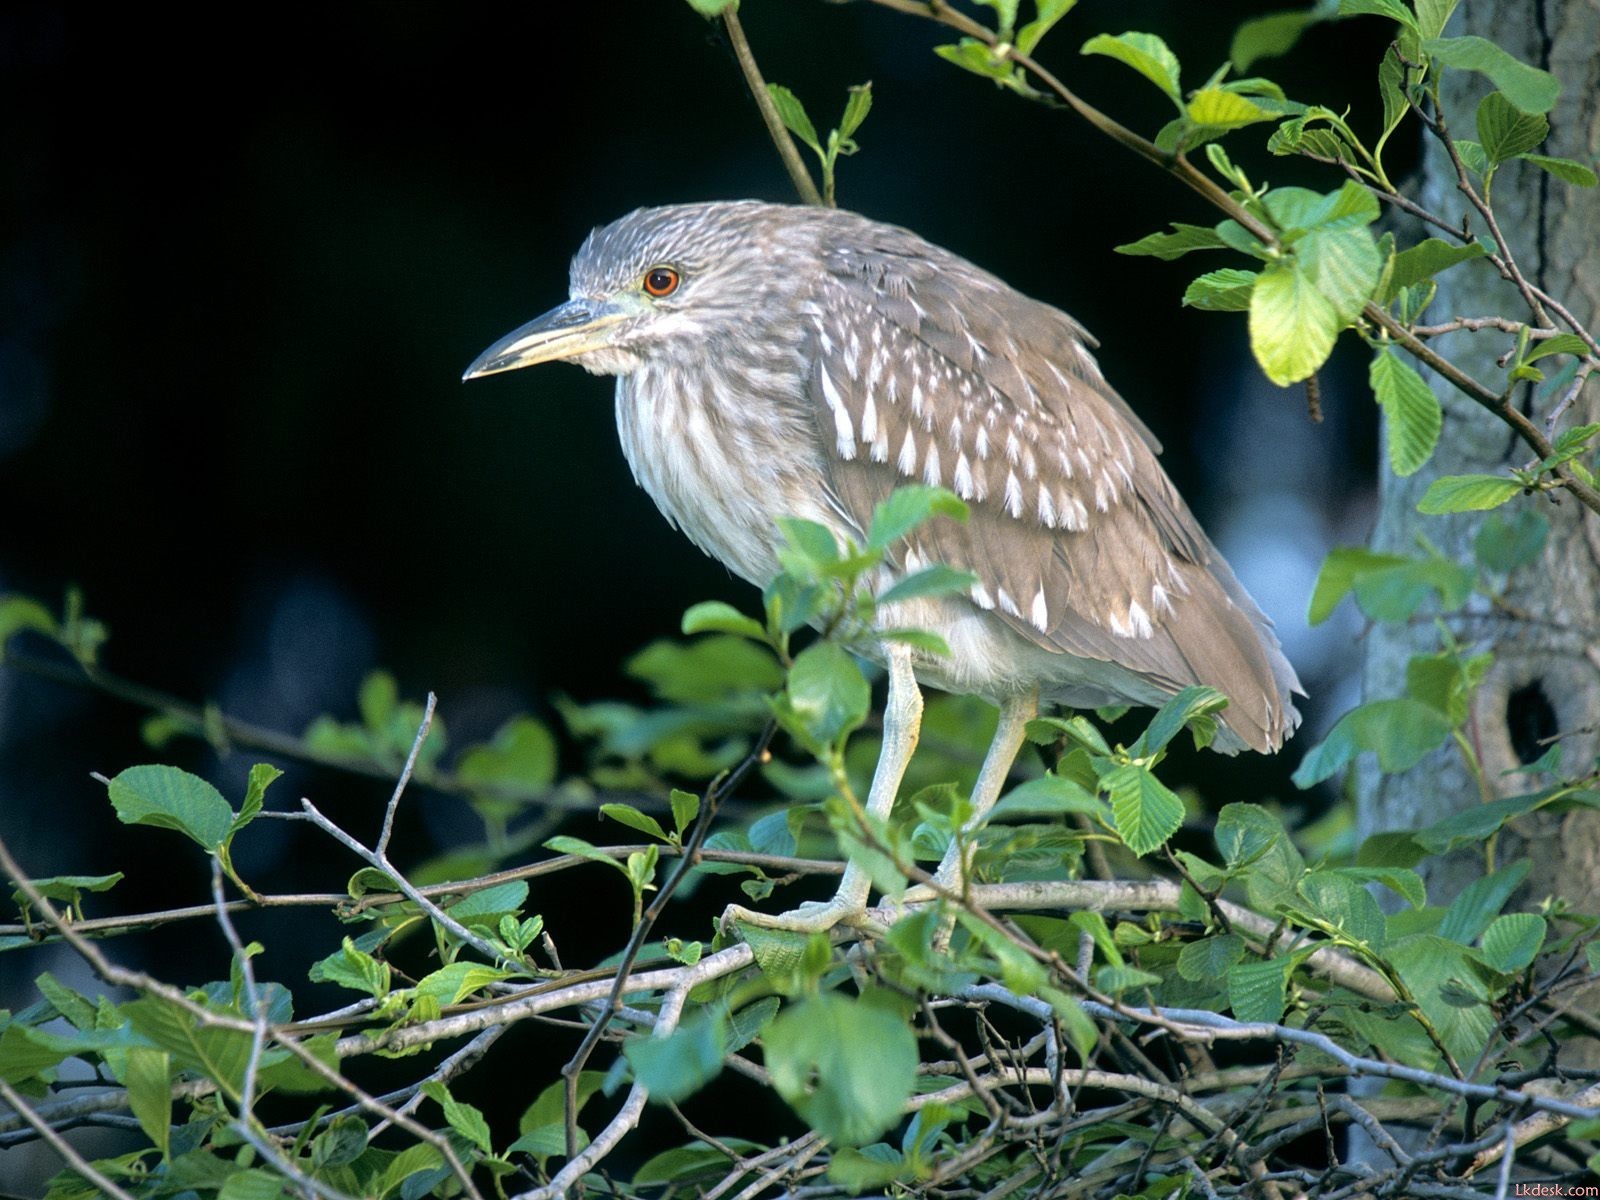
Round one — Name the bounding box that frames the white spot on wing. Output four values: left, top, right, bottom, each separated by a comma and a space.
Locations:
1037, 485, 1057, 528
1030, 588, 1049, 631
953, 452, 974, 499
971, 581, 994, 609
923, 443, 941, 487
1004, 471, 1024, 518
820, 369, 856, 460
997, 587, 1021, 617
1128, 601, 1153, 639
898, 430, 918, 476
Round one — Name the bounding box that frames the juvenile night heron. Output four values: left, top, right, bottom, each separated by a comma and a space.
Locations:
465, 201, 1302, 930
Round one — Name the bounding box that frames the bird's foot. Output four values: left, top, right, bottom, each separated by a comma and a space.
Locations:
720, 895, 876, 937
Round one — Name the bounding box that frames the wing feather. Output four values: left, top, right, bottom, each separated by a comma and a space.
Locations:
805, 222, 1301, 752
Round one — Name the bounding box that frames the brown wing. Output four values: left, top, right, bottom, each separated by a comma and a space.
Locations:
802, 223, 1301, 752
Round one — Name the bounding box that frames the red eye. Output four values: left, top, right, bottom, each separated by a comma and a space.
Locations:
643, 266, 680, 297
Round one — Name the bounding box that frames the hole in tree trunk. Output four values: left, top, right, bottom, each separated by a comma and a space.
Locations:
1505, 681, 1557, 765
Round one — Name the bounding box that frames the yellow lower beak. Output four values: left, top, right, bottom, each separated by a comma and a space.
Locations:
461, 299, 628, 380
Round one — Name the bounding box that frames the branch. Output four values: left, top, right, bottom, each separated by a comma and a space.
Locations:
0, 1080, 138, 1200
721, 9, 824, 206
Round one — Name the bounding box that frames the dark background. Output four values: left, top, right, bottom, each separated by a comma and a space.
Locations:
0, 2, 1397, 1190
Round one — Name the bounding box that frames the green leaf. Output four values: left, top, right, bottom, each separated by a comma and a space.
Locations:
1114, 223, 1226, 260
1422, 36, 1560, 113
988, 774, 1109, 822
457, 716, 557, 797
1308, 546, 1408, 624
1387, 238, 1488, 293
766, 84, 821, 153
11, 873, 123, 911
682, 600, 766, 641
1352, 557, 1475, 621
1480, 912, 1545, 972
218, 1171, 287, 1200
309, 937, 392, 998
600, 803, 670, 843
1291, 699, 1455, 787
878, 564, 979, 607
123, 997, 253, 1101
933, 39, 1017, 85
1080, 32, 1183, 106
670, 788, 700, 837
1297, 870, 1387, 948
126, 1047, 173, 1159
1186, 87, 1274, 131
1231, 2, 1338, 70
0, 595, 59, 660
1137, 686, 1229, 755
1183, 267, 1257, 312
1377, 48, 1410, 148
1215, 802, 1286, 869
421, 1080, 492, 1154
1017, 0, 1078, 55
1370, 349, 1442, 476
1476, 91, 1548, 163
1415, 795, 1561, 855
1339, 864, 1427, 907
1417, 474, 1523, 513
627, 635, 783, 702
685, 0, 738, 15
446, 880, 530, 929
1177, 933, 1246, 982
234, 763, 282, 833
1438, 861, 1529, 943
1298, 224, 1382, 325
624, 1009, 727, 1103
974, 0, 1020, 34
1519, 153, 1599, 186
1103, 764, 1185, 857
1525, 334, 1593, 365
766, 992, 917, 1146
867, 486, 968, 550
414, 962, 514, 1008
310, 1116, 368, 1169
840, 83, 873, 142
1407, 649, 1491, 724
1250, 259, 1339, 385
1474, 509, 1548, 573
1338, 0, 1417, 28
633, 1140, 761, 1188
1228, 956, 1295, 1023
544, 835, 626, 873
107, 765, 236, 852
1455, 139, 1490, 176
1386, 933, 1496, 1068
785, 642, 870, 746
1413, 0, 1459, 38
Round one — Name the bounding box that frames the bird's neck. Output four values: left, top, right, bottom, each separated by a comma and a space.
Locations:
612, 357, 839, 586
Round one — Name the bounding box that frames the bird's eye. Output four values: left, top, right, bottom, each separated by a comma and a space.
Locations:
643, 266, 680, 297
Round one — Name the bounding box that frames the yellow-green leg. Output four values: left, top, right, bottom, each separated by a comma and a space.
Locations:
931, 688, 1038, 895
723, 642, 922, 933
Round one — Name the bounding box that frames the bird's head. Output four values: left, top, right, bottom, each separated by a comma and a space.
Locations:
463, 201, 811, 382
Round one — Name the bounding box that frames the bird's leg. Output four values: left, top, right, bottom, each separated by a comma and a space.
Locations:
722, 642, 922, 934
931, 688, 1038, 896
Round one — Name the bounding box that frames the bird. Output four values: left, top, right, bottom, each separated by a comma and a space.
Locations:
464, 200, 1302, 931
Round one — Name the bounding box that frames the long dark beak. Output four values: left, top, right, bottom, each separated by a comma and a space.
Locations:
461, 298, 628, 380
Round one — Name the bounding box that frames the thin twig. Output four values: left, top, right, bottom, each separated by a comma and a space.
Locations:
0, 1080, 139, 1200
558, 719, 776, 1160
721, 9, 823, 206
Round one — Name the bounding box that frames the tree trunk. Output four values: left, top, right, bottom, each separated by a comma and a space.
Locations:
1360, 0, 1600, 926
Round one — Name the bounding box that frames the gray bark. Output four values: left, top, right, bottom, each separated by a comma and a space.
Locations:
1360, 0, 1600, 920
